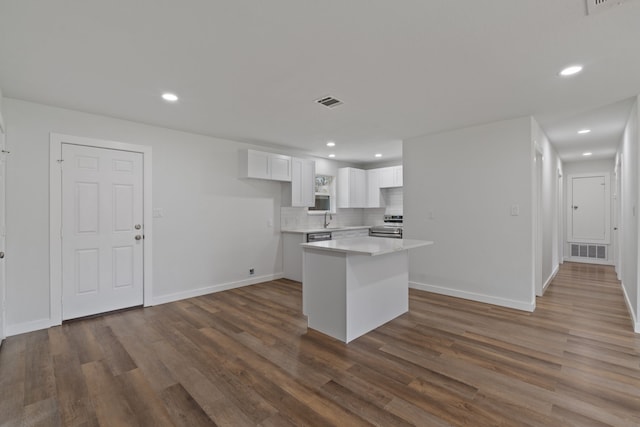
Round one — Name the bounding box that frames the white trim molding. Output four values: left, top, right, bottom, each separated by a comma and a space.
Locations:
409, 281, 535, 312
620, 281, 640, 333
563, 256, 614, 266
542, 264, 560, 294
49, 133, 153, 327
152, 273, 284, 306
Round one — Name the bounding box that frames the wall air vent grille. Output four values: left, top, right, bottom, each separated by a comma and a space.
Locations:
570, 243, 607, 260
316, 96, 343, 108
586, 0, 632, 15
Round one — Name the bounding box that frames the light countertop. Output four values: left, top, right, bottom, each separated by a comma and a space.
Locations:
301, 236, 433, 256
281, 225, 372, 234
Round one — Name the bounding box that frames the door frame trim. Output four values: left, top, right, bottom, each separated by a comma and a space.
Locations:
49, 133, 153, 325
566, 172, 611, 245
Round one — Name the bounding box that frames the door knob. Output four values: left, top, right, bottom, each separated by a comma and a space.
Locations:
135, 224, 141, 230
135, 235, 142, 241
0, 251, 4, 259
573, 205, 578, 210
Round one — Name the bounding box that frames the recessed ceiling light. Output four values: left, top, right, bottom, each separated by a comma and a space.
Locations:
583, 152, 593, 156
374, 153, 382, 158
162, 92, 179, 102
578, 129, 591, 134
326, 141, 336, 147
328, 154, 336, 158
559, 65, 583, 77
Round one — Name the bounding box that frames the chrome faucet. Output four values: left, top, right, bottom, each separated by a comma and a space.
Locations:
323, 211, 333, 228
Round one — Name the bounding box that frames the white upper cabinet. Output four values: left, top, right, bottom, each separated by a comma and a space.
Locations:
243, 149, 292, 182
270, 154, 293, 181
291, 158, 315, 207
366, 169, 384, 208
394, 165, 403, 187
338, 167, 366, 208
378, 165, 403, 188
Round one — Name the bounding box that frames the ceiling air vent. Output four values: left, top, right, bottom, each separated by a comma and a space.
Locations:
316, 96, 343, 109
586, 0, 632, 15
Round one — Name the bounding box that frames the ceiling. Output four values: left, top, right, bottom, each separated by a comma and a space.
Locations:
1, 0, 639, 164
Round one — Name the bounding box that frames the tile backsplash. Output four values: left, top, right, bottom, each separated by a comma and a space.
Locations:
281, 187, 403, 229
281, 207, 365, 229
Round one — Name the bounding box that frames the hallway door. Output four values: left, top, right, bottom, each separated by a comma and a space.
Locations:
568, 173, 610, 244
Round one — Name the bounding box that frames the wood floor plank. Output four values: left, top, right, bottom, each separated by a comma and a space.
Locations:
23, 330, 56, 406
1, 262, 639, 426
52, 352, 99, 426
0, 335, 27, 426
159, 383, 217, 427
81, 360, 139, 427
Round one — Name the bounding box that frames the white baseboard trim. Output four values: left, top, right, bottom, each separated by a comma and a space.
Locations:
151, 272, 285, 306
6, 318, 56, 337
5, 273, 285, 337
542, 265, 560, 294
409, 281, 535, 312
620, 281, 640, 333
563, 256, 614, 266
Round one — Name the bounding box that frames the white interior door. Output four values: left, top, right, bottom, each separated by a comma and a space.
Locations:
0, 127, 6, 341
570, 175, 609, 242
62, 144, 144, 320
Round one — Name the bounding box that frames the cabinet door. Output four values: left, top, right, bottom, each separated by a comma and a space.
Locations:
354, 228, 370, 237
301, 159, 316, 207
332, 231, 347, 240
338, 167, 366, 208
337, 168, 350, 208
291, 158, 315, 207
366, 169, 383, 208
350, 168, 366, 207
270, 154, 292, 182
379, 167, 395, 188
394, 165, 403, 187
246, 150, 271, 179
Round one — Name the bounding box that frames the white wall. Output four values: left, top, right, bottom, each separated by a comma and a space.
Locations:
4, 98, 289, 333
616, 96, 639, 332
532, 119, 563, 292
404, 117, 535, 311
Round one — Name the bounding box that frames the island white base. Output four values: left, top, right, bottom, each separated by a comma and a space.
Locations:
303, 248, 408, 343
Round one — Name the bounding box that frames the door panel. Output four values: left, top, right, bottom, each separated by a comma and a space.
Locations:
62, 144, 143, 320
572, 176, 606, 240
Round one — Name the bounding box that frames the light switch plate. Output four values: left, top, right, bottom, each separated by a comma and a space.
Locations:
510, 204, 520, 216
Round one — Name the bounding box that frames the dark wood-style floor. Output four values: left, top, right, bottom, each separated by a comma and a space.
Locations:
1, 262, 639, 426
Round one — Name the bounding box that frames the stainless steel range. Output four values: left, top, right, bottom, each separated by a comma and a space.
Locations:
369, 215, 403, 239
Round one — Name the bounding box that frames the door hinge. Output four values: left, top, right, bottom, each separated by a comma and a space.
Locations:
57, 159, 64, 169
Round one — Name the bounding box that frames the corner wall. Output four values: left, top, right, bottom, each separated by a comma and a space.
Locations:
4, 98, 286, 334
532, 118, 563, 293
616, 96, 639, 332
404, 117, 535, 311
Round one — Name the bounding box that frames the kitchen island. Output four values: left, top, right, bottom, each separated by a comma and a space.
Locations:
301, 237, 433, 343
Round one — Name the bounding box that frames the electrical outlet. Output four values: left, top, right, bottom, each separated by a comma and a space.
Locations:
249, 268, 255, 276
